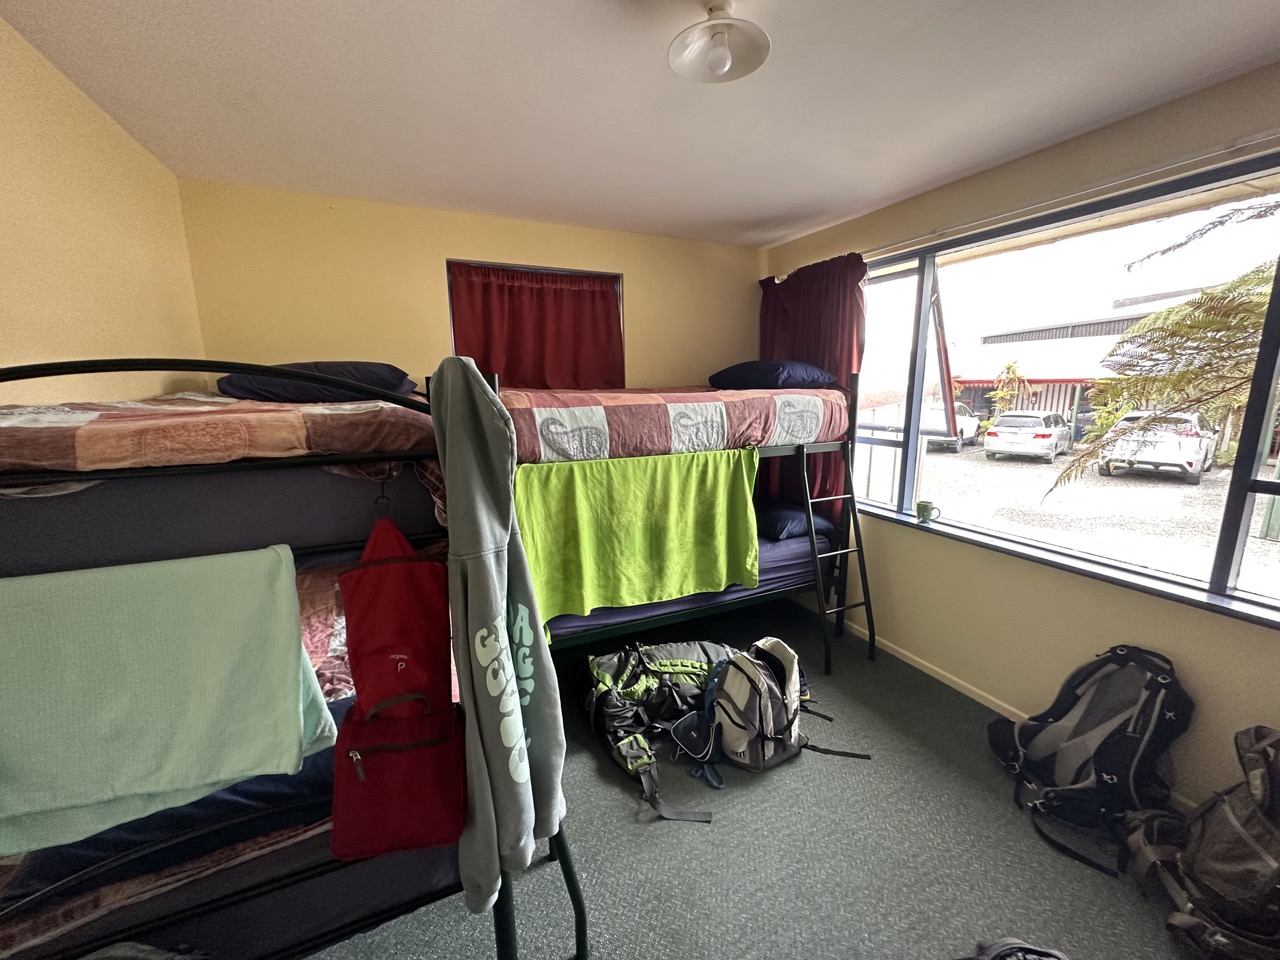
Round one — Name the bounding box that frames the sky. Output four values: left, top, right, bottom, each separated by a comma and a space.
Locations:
860, 184, 1280, 399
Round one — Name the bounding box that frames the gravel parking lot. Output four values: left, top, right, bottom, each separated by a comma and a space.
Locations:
860, 440, 1280, 597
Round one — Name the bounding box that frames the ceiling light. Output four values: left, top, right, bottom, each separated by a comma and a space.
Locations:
668, 2, 770, 84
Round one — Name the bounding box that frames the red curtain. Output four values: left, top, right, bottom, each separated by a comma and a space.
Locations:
448, 263, 624, 389
758, 253, 868, 511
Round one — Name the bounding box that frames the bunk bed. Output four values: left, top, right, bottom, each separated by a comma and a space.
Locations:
0, 359, 587, 960
492, 377, 877, 670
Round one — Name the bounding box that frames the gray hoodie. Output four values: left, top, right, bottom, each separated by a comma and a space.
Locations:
430, 357, 567, 913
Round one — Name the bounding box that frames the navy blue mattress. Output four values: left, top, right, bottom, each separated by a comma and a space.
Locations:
547, 534, 828, 638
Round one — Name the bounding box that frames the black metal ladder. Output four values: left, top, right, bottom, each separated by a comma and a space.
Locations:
800, 439, 877, 674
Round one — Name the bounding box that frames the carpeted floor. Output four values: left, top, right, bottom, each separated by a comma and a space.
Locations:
314, 599, 1194, 960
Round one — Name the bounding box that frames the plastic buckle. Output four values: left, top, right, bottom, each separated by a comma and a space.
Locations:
1004, 761, 1021, 774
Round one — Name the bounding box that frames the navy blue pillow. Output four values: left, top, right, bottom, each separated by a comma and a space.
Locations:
755, 498, 838, 541
709, 360, 839, 390
217, 361, 416, 403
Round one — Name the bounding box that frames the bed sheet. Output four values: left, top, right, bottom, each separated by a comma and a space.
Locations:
501, 385, 848, 463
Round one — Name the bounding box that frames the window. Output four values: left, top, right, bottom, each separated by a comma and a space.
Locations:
857, 155, 1280, 620
447, 262, 624, 389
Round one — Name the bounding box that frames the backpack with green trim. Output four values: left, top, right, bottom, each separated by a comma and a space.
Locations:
586, 640, 739, 823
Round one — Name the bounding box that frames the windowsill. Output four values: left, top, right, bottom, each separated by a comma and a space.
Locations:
856, 501, 1280, 632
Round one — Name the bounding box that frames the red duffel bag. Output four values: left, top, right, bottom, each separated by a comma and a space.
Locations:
331, 518, 464, 859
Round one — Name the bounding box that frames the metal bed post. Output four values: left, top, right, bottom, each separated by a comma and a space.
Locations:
493, 871, 519, 960
548, 827, 591, 960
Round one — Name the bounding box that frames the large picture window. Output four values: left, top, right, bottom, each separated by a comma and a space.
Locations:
854, 157, 1280, 619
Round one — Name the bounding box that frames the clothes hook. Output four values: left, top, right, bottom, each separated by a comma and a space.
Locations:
374, 479, 391, 518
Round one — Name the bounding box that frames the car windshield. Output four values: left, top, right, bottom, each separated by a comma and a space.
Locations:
995, 416, 1043, 428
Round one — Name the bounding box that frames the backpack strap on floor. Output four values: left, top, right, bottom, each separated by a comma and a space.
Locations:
638, 767, 712, 823
802, 743, 871, 760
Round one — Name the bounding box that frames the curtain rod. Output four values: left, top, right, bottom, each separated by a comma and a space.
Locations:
847, 132, 1280, 264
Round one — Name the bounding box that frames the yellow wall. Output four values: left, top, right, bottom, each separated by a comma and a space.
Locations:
0, 18, 203, 404
770, 62, 1280, 803
179, 181, 762, 388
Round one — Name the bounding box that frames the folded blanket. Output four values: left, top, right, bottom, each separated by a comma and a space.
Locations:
514, 449, 759, 623
0, 546, 335, 855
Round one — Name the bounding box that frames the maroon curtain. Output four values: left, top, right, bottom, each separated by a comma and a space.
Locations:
449, 263, 624, 389
758, 253, 868, 511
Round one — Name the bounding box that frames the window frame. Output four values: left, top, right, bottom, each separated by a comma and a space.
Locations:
855, 149, 1280, 627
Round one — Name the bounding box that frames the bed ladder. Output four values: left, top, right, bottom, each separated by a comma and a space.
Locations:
800, 439, 877, 674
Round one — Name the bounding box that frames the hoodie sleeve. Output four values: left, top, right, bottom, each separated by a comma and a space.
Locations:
431, 357, 545, 912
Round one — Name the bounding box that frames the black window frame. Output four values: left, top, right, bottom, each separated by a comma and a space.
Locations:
855, 149, 1280, 628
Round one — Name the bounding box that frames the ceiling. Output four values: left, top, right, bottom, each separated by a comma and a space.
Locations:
3, 0, 1278, 248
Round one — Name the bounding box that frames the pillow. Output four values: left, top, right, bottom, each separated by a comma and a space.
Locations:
217, 361, 417, 404
708, 359, 839, 390
755, 498, 838, 541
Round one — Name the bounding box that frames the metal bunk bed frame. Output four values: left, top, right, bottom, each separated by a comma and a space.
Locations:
0, 357, 589, 960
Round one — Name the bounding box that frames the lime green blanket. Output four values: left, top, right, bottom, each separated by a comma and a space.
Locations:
514, 449, 759, 624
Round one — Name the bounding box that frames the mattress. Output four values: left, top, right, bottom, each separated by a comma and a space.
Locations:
0, 466, 442, 579
501, 386, 848, 463
548, 534, 829, 638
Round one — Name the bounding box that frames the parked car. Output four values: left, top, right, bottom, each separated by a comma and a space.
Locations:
921, 401, 981, 453
983, 410, 1072, 463
1096, 410, 1217, 485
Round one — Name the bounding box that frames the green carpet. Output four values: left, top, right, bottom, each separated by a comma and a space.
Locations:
314, 600, 1194, 960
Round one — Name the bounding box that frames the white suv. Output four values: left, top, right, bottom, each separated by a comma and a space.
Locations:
1096, 411, 1217, 485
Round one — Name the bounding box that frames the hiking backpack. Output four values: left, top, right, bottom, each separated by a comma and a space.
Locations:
1128, 726, 1280, 959
713, 637, 809, 772
586, 639, 740, 822
955, 939, 1071, 960
988, 644, 1194, 872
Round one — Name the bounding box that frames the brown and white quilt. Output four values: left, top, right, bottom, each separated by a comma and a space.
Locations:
0, 392, 435, 476
500, 386, 848, 464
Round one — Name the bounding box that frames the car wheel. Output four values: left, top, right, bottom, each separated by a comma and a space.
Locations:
1184, 468, 1203, 486
1097, 461, 1112, 477
952, 434, 963, 454
985, 452, 997, 461
1201, 454, 1213, 474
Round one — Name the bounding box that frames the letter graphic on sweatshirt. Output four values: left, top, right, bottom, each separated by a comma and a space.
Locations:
475, 620, 530, 784
509, 601, 536, 706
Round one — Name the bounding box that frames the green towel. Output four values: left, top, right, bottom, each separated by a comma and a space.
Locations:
514, 449, 759, 624
0, 545, 335, 855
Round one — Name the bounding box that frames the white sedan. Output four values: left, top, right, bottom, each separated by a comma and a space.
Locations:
984, 410, 1073, 463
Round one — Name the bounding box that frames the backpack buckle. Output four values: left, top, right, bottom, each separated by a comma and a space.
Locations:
1004, 761, 1021, 774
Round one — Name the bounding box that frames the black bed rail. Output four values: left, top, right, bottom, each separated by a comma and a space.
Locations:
0, 357, 432, 415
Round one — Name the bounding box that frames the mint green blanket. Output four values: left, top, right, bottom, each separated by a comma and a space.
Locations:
514, 449, 759, 624
0, 545, 335, 855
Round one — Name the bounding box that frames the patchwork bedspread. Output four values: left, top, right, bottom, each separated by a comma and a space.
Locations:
501, 386, 848, 463
0, 392, 434, 475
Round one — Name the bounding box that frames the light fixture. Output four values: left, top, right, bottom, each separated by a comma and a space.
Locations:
668, 1, 770, 84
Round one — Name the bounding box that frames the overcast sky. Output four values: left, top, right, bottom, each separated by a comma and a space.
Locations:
861, 187, 1280, 397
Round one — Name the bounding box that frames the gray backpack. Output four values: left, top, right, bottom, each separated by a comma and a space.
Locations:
1128, 726, 1280, 958
955, 940, 1071, 960
713, 638, 807, 772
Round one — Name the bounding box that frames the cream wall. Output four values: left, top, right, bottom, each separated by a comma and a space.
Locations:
0, 18, 203, 404
178, 180, 761, 388
770, 62, 1280, 803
